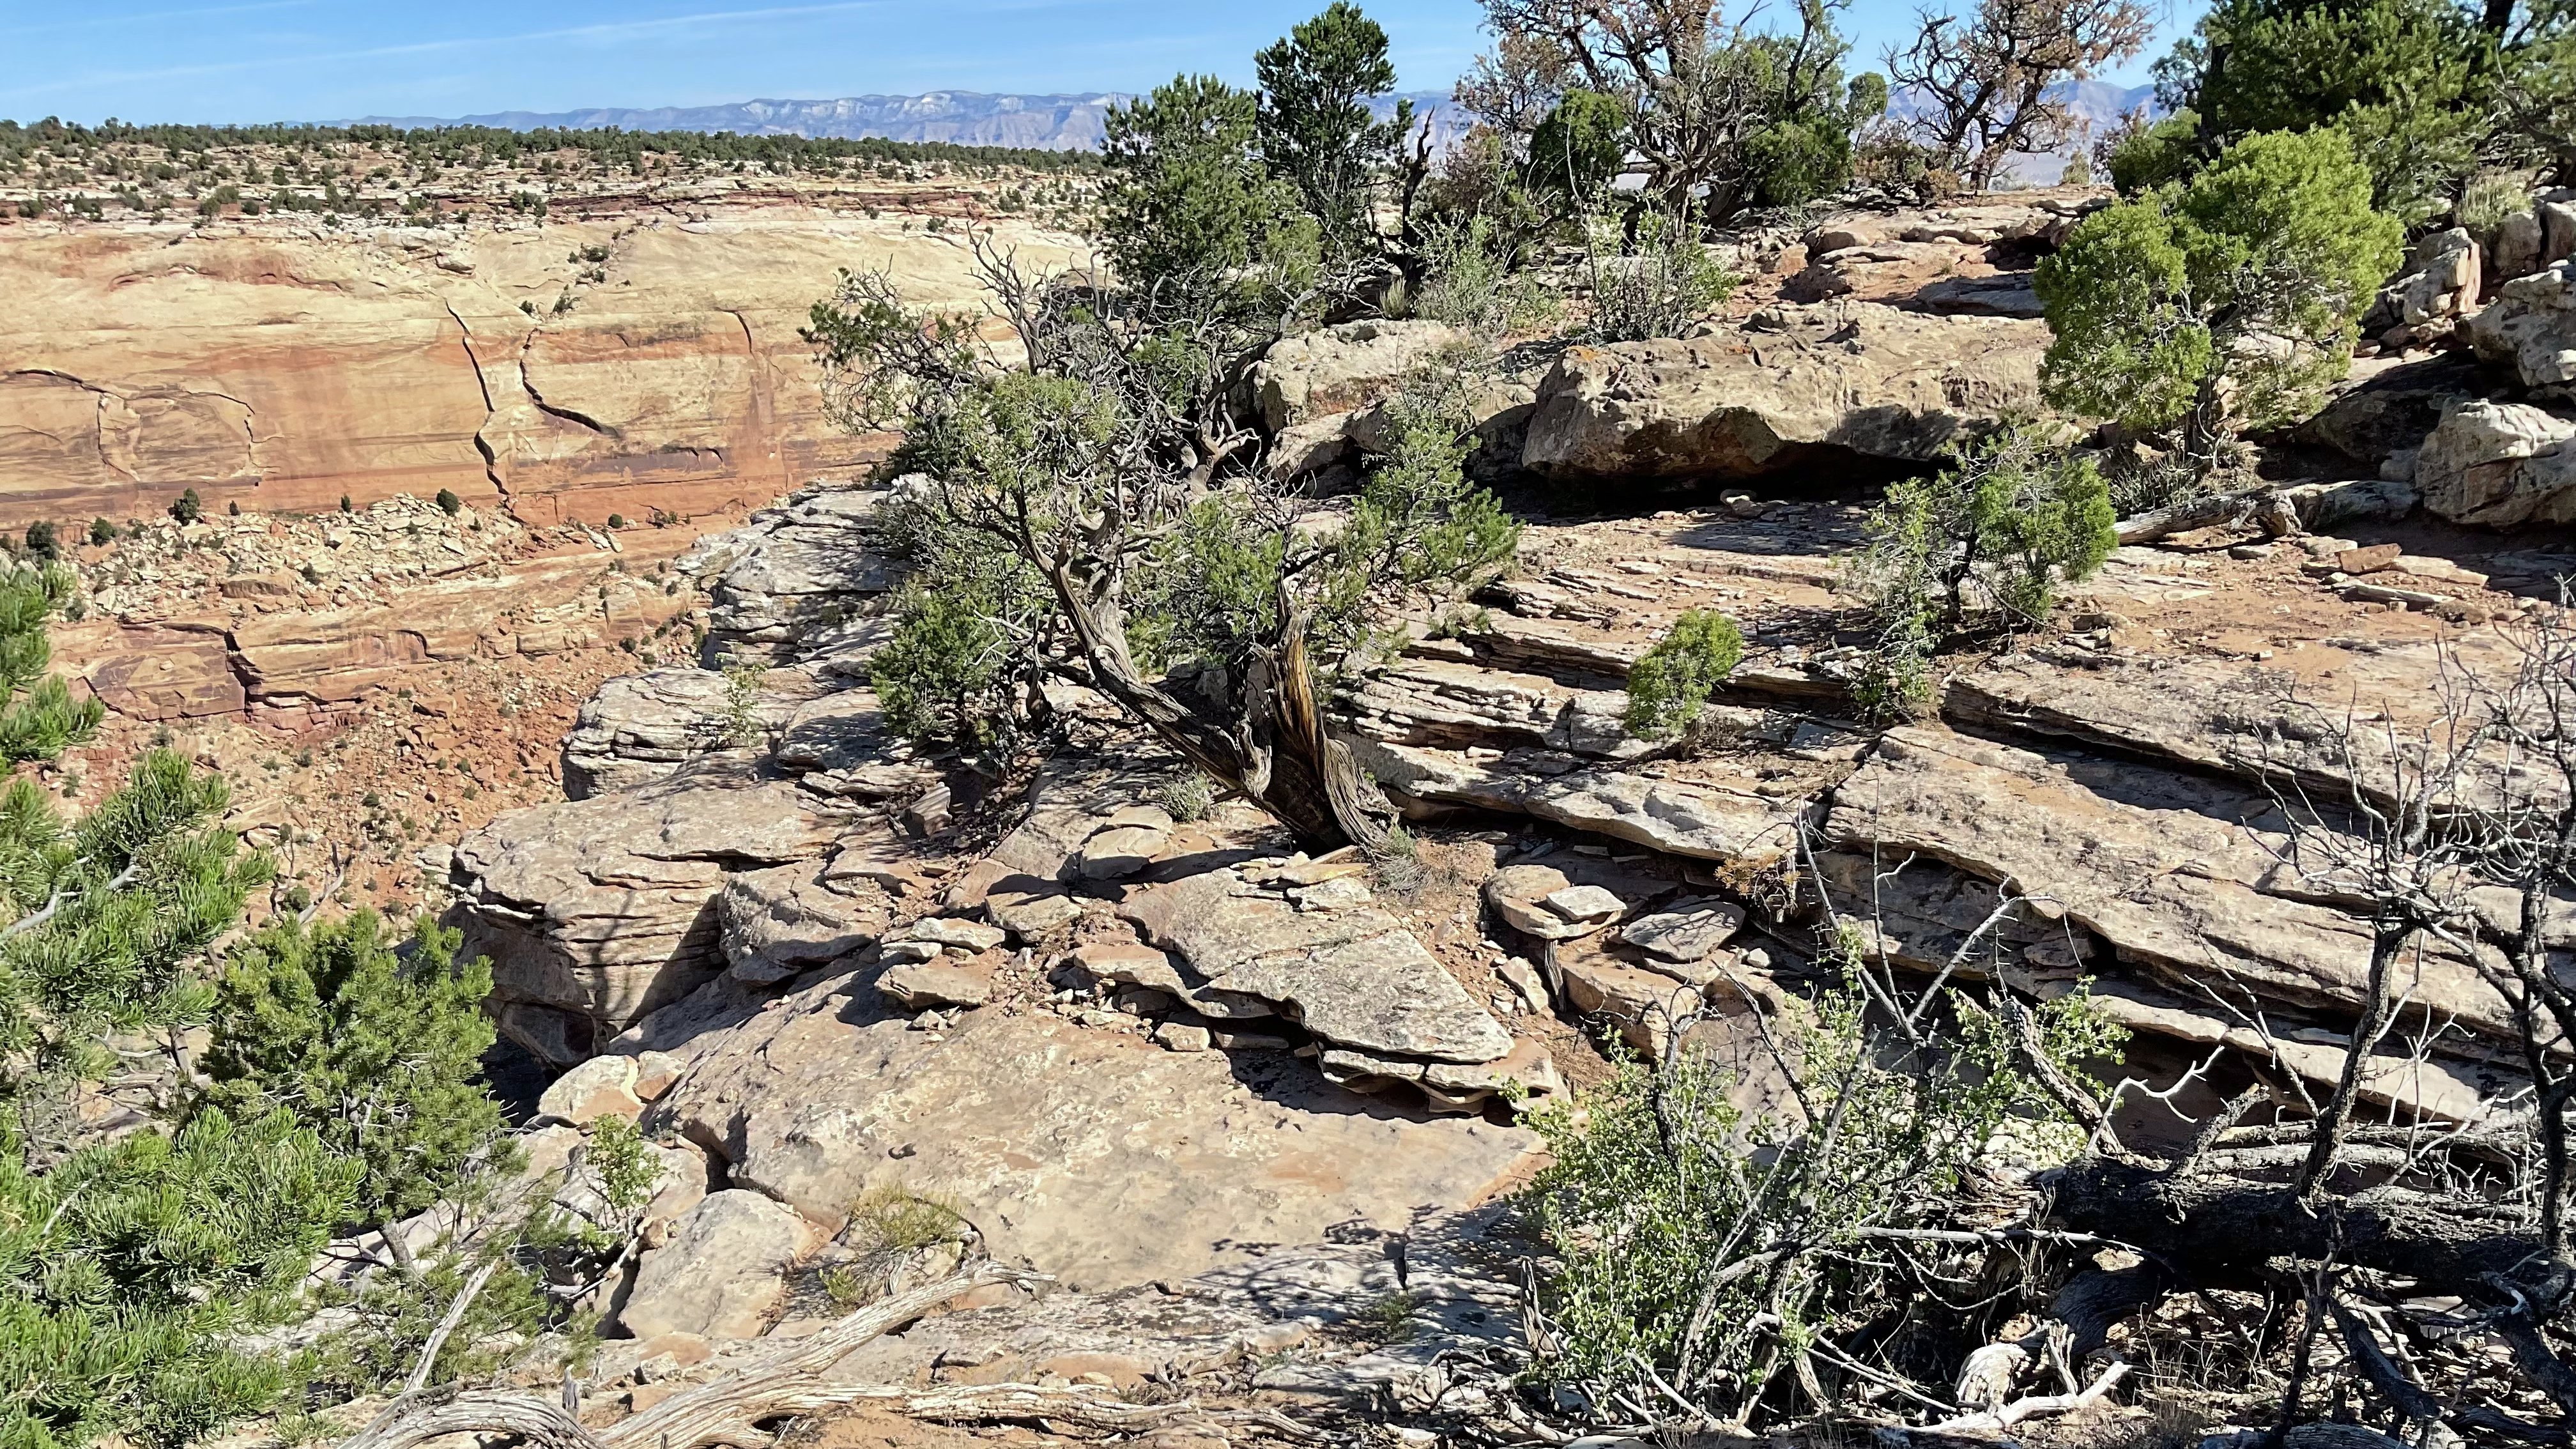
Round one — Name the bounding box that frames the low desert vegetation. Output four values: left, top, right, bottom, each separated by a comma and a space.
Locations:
8, 0, 2565, 1441
1844, 422, 2117, 716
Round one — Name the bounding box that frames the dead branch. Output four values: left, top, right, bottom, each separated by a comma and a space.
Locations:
342, 1262, 1059, 1449
2115, 487, 2297, 546
401, 1257, 498, 1395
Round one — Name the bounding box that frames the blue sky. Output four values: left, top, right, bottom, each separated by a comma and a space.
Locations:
0, 0, 2193, 128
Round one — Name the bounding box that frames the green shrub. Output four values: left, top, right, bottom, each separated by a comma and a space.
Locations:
721, 662, 768, 746
86, 519, 114, 547
204, 910, 507, 1227
1154, 771, 1217, 823
2170, 0, 2487, 223
168, 488, 201, 525
1622, 610, 1745, 740
1254, 1, 1409, 263
1098, 73, 1314, 290
434, 487, 462, 516
1526, 89, 1627, 199
1844, 422, 2115, 718
22, 522, 56, 562
2458, 170, 2534, 236
2036, 128, 2402, 468
846, 1183, 969, 1252
1522, 942, 2124, 1422
1583, 208, 1738, 342
2102, 110, 2202, 194
1411, 213, 1560, 337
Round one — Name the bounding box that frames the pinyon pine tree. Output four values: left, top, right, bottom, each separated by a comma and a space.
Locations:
206, 909, 508, 1230
0, 562, 358, 1449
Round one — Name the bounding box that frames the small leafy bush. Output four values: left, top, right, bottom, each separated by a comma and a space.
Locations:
846, 1183, 969, 1253
206, 911, 509, 1227
1622, 610, 1745, 740
1844, 423, 2115, 718
721, 663, 767, 747
1523, 936, 2126, 1421
1583, 208, 1737, 342
1411, 213, 1560, 339
434, 487, 463, 516
1155, 771, 1216, 824
2458, 171, 2534, 237
169, 488, 202, 525
88, 518, 116, 546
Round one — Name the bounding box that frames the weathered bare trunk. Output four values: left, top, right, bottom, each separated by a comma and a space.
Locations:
1046, 567, 1393, 852
2043, 1156, 2559, 1303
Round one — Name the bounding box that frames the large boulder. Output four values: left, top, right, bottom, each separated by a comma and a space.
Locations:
618, 1190, 822, 1340
1250, 320, 1469, 433
1116, 868, 1515, 1064
560, 668, 781, 800
716, 862, 884, 984
2412, 398, 2576, 526
2471, 261, 2576, 389
445, 757, 858, 1064
2294, 352, 2480, 467
1521, 303, 2047, 481
682, 484, 900, 665
2363, 226, 2481, 342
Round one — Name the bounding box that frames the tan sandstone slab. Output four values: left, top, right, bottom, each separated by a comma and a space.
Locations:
654, 987, 1537, 1291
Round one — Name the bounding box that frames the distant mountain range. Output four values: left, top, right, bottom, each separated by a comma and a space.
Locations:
353, 79, 2154, 182
354, 90, 1467, 152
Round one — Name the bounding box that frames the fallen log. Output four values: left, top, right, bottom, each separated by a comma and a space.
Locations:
337, 1260, 1321, 1449
2042, 1156, 2552, 1299
344, 1262, 1036, 1449
2114, 488, 2299, 546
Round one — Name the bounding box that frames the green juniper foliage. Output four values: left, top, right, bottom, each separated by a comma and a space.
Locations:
814, 222, 1515, 847
204, 910, 508, 1229
1526, 90, 1628, 201
1524, 940, 2126, 1423
2158, 0, 2490, 222
1844, 424, 2115, 718
1622, 610, 1747, 741
2036, 128, 2401, 468
1462, 0, 1887, 222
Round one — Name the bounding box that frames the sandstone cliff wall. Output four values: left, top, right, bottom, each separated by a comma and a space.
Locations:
0, 208, 1084, 529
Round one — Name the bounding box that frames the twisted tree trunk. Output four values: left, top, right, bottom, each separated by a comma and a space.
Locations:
1046, 565, 1395, 853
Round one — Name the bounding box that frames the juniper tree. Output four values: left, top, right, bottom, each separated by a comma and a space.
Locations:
1461, 0, 1889, 220
810, 242, 1517, 851
1096, 75, 1314, 291
2034, 127, 2402, 475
